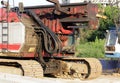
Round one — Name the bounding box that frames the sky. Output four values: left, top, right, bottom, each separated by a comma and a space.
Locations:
1, 0, 53, 7
0, 0, 84, 7
0, 0, 119, 7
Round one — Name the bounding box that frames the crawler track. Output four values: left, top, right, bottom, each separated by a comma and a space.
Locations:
0, 59, 43, 78
54, 58, 102, 80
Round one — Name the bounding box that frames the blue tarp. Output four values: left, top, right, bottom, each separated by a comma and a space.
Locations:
100, 59, 119, 73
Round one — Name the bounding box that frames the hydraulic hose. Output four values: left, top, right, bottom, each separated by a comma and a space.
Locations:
27, 9, 62, 54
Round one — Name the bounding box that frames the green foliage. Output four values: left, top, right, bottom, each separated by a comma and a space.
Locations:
79, 28, 94, 43
88, 5, 120, 41
76, 37, 105, 58
76, 5, 120, 58
102, 6, 119, 28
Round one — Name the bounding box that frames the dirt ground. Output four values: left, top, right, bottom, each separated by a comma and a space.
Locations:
0, 73, 120, 83
45, 75, 120, 83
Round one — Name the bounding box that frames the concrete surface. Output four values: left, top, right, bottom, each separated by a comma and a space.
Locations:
0, 73, 120, 83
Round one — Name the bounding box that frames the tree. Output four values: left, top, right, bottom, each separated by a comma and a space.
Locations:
88, 5, 120, 41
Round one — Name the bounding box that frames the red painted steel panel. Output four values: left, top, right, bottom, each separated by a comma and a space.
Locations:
0, 44, 21, 50
0, 8, 20, 22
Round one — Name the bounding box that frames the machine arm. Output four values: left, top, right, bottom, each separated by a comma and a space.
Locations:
46, 0, 69, 14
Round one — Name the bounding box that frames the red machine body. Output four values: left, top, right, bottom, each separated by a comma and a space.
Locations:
0, 2, 99, 58
0, 1, 102, 79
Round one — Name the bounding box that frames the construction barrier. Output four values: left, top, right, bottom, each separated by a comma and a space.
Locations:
100, 59, 119, 73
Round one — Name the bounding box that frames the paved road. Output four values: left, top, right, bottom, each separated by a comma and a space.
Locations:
0, 73, 120, 83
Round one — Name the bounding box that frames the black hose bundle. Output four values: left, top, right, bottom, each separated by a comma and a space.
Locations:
27, 9, 62, 54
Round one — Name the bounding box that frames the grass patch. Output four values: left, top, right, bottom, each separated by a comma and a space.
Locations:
76, 37, 105, 58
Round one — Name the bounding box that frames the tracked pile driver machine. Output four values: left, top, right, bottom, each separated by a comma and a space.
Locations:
0, 0, 102, 79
